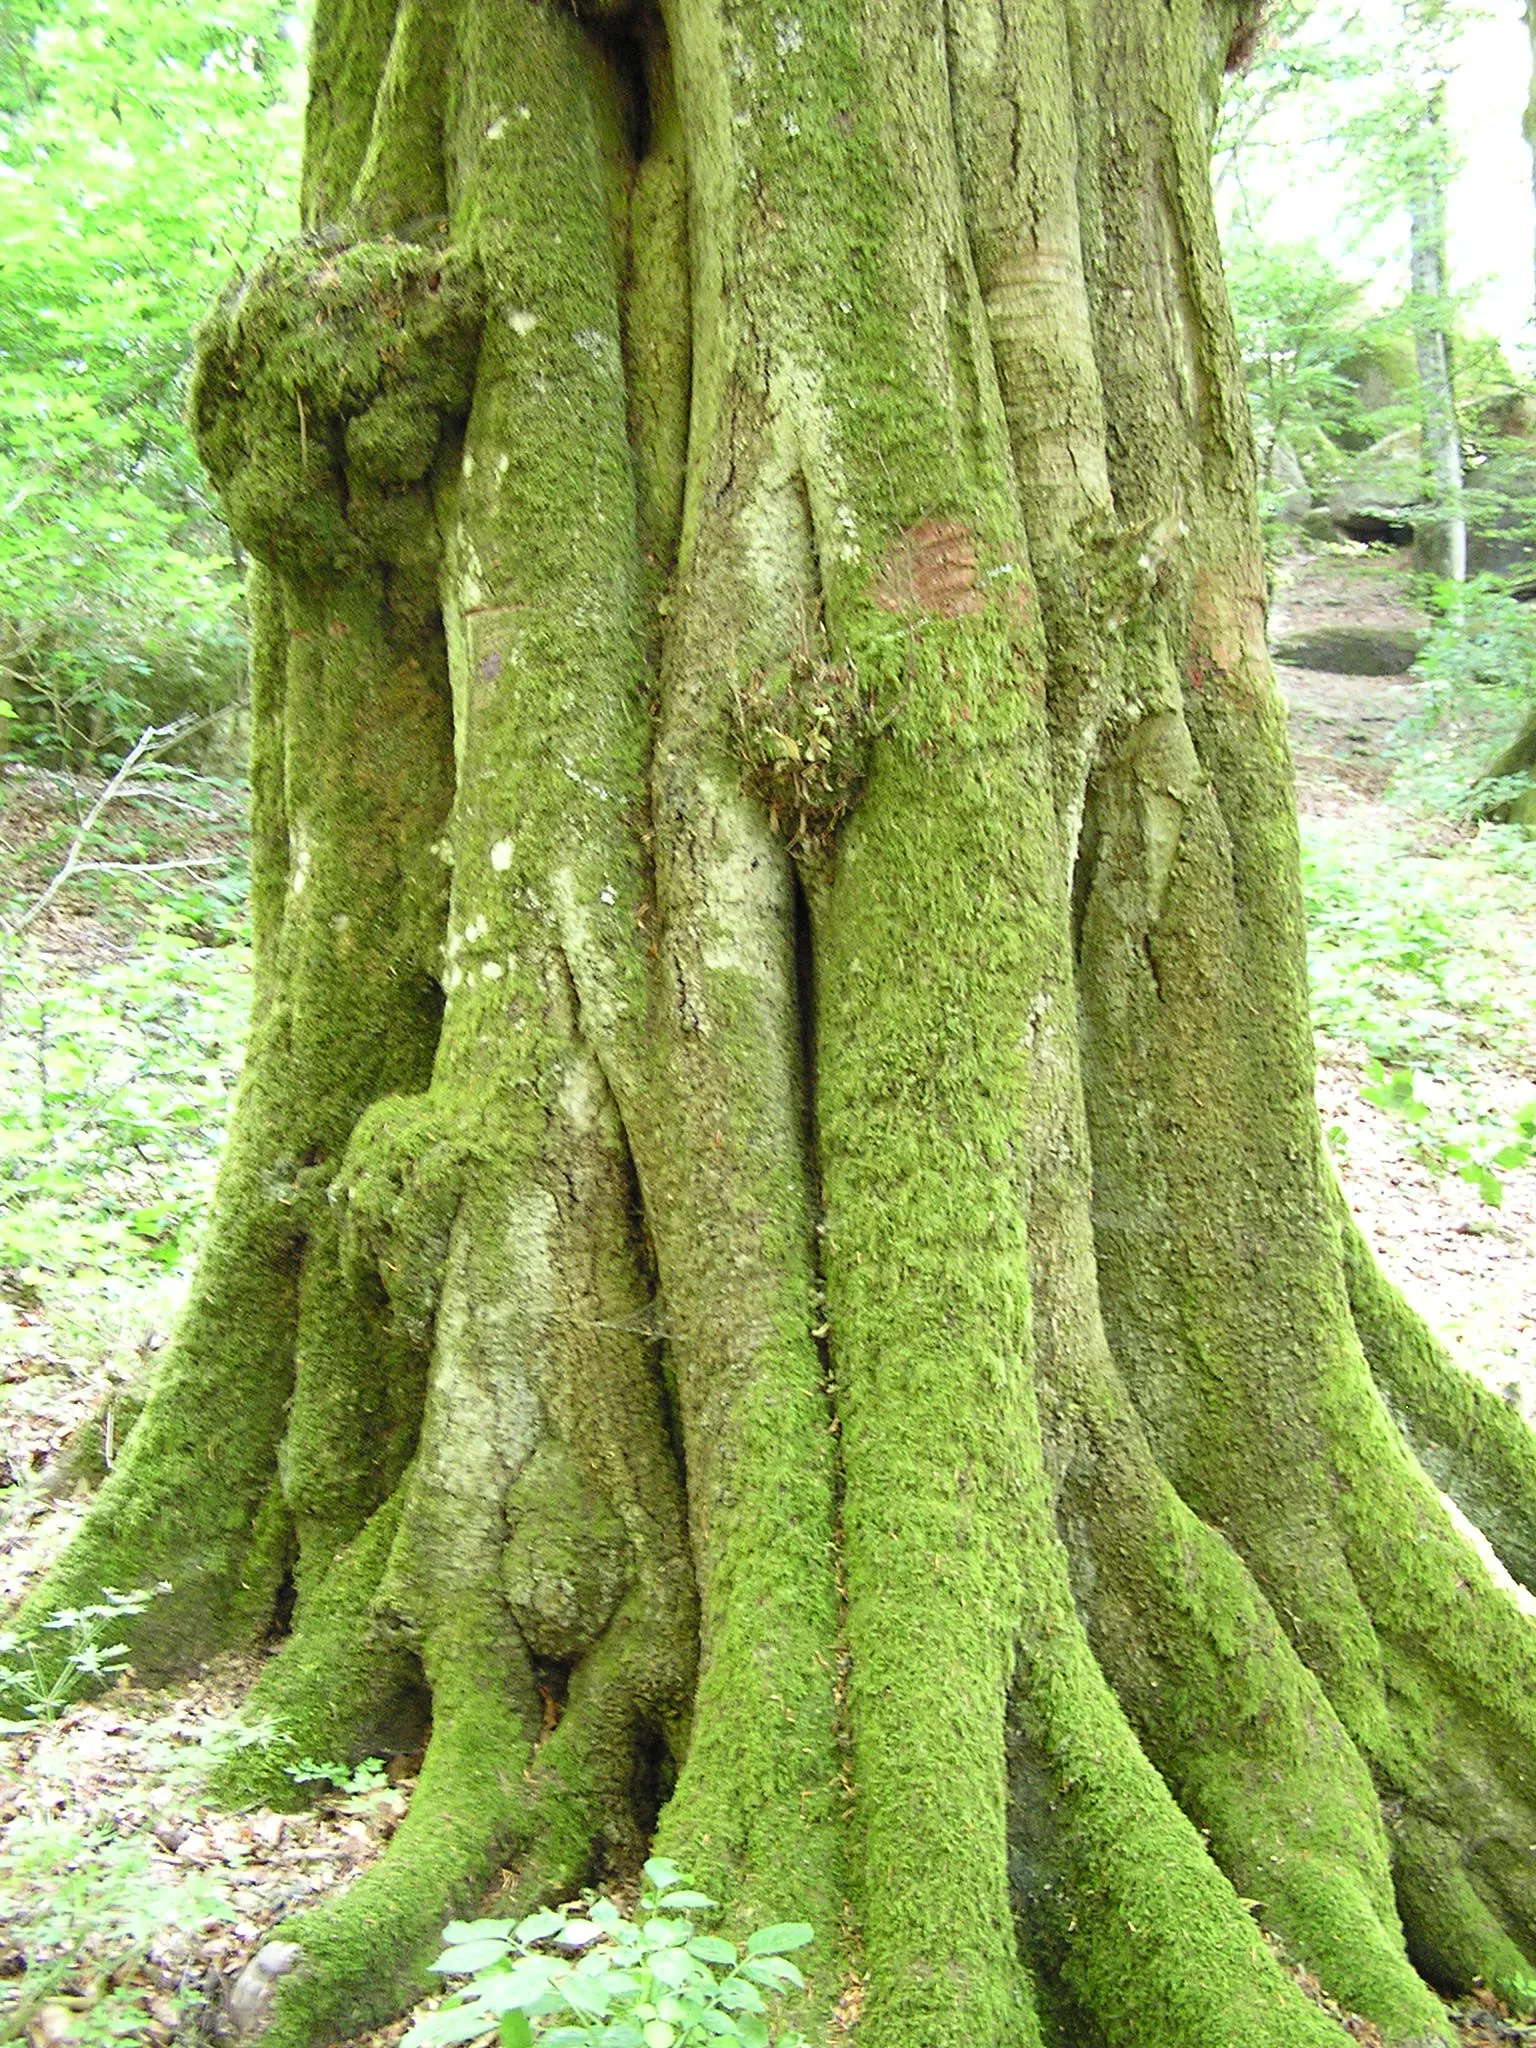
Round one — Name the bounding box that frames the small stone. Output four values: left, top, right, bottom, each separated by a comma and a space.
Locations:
29, 2002, 78, 2047
227, 1942, 303, 2037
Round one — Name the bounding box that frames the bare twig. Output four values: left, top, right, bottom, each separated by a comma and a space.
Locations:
65, 857, 227, 878
114, 786, 231, 823
2, 722, 194, 940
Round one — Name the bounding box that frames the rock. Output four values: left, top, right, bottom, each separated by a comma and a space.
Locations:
226, 1942, 303, 2037
1263, 438, 1311, 523
28, 2004, 78, 2048
1300, 506, 1338, 542
1327, 427, 1424, 543
1319, 413, 1536, 581
1270, 626, 1426, 676
248, 1809, 284, 1850
1463, 442, 1536, 581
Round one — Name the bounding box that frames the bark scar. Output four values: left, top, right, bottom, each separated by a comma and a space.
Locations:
871, 518, 985, 618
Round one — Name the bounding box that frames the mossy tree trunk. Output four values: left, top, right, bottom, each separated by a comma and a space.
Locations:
1474, 700, 1536, 827
23, 0, 1536, 2043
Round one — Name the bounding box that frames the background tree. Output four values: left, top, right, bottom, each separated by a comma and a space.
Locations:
1215, 0, 1478, 576
0, 0, 299, 759
1392, 27, 1467, 581
17, 2, 1536, 2047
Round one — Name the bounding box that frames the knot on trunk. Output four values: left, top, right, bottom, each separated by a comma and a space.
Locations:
501, 1442, 633, 1660
190, 237, 483, 580
335, 1094, 470, 1341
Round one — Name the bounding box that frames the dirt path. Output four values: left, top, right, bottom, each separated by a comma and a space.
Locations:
1274, 547, 1536, 1419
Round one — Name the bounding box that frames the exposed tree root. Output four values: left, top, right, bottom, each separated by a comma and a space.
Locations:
1008, 1595, 1367, 2048
1338, 1191, 1536, 1595
259, 1616, 534, 2048
19, 1126, 300, 1674
210, 1496, 427, 1811
1472, 702, 1536, 827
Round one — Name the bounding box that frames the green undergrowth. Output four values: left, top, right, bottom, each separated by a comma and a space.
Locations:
0, 936, 250, 1282
0, 765, 250, 1382
0, 1809, 232, 2046
1301, 816, 1536, 1201
405, 1860, 813, 2048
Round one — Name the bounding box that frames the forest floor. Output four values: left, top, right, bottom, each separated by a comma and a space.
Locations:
1275, 544, 1536, 1424
2, 542, 1536, 2046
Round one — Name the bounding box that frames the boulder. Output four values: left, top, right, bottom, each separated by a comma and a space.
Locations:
1262, 437, 1312, 523
1462, 443, 1536, 584
1326, 427, 1424, 544
1270, 625, 1426, 675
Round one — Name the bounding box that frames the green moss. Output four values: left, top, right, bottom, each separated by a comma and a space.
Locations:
300, 0, 397, 230
214, 1493, 427, 1809
190, 238, 482, 581
32, 301, 457, 1683
1009, 1578, 1357, 2048
623, 32, 691, 587
40, 0, 1536, 2042
284, 1207, 430, 1599
17, 1107, 302, 1675
501, 1444, 633, 1660
348, 0, 452, 235
1391, 1815, 1536, 2004
245, 560, 290, 998
1338, 1189, 1536, 1594
336, 1093, 469, 1342
44, 1387, 147, 1497
1065, 1428, 1451, 2044
260, 1606, 534, 2048
819, 679, 1047, 2048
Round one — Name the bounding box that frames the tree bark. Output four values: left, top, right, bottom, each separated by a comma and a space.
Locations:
1473, 699, 1536, 826
18, 1, 1536, 2044
1408, 88, 1466, 584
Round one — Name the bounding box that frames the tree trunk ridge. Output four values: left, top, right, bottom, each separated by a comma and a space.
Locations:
18, 1, 1536, 2044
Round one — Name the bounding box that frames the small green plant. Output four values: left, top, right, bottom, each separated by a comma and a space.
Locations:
283, 1752, 389, 1798
1360, 1063, 1535, 1206
0, 1814, 231, 2045
0, 1585, 166, 1728
0, 924, 250, 1285
404, 1859, 812, 2048
733, 604, 879, 857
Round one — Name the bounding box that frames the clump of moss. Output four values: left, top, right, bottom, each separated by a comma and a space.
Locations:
732, 603, 881, 857
188, 237, 483, 580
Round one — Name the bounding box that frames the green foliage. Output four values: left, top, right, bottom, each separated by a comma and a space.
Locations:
1416, 579, 1536, 694
0, 925, 250, 1284
1302, 820, 1536, 1061
1359, 1063, 1535, 1206
1302, 817, 1536, 1199
0, 1809, 230, 2045
0, 0, 301, 759
0, 1585, 162, 1726
283, 1752, 389, 1798
1225, 240, 1378, 484
1397, 579, 1536, 816
405, 1862, 813, 2048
